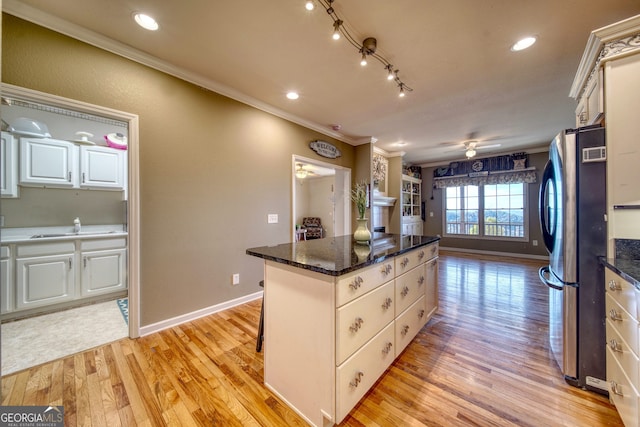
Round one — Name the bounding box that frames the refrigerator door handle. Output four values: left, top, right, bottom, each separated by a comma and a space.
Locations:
539, 266, 563, 291
539, 160, 556, 253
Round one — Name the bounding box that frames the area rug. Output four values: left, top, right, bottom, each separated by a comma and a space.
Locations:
117, 298, 129, 325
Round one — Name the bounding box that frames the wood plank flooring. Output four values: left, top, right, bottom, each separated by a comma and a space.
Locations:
1, 251, 624, 426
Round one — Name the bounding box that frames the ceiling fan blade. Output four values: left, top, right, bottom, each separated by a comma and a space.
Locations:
476, 143, 502, 150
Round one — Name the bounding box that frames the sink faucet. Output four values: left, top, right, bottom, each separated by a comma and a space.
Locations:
73, 217, 81, 233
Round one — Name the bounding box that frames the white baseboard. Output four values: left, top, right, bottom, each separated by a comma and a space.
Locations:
139, 290, 263, 337
439, 246, 549, 261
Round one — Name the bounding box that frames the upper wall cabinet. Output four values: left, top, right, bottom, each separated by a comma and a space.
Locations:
20, 137, 78, 188
1, 132, 19, 198
19, 138, 125, 191
80, 145, 125, 189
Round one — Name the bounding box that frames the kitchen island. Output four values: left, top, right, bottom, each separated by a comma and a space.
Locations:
246, 233, 439, 426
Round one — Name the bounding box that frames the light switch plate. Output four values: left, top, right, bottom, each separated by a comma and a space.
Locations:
268, 214, 278, 224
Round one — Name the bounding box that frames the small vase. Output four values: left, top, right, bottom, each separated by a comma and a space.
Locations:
354, 218, 372, 244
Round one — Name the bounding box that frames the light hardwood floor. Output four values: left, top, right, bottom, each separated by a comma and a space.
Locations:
1, 252, 624, 426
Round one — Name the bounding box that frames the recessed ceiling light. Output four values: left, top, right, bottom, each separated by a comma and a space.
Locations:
286, 91, 299, 100
133, 13, 159, 31
304, 1, 315, 11
511, 36, 536, 52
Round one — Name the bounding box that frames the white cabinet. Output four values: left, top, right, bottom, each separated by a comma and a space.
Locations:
1, 246, 12, 313
15, 242, 76, 310
80, 238, 127, 296
1, 132, 19, 198
263, 242, 438, 426
605, 267, 640, 427
575, 68, 604, 127
20, 138, 78, 188
401, 175, 423, 235
605, 54, 640, 206
19, 137, 125, 191
80, 145, 125, 189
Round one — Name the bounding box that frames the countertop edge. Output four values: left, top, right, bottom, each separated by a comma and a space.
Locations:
247, 235, 440, 277
599, 256, 640, 289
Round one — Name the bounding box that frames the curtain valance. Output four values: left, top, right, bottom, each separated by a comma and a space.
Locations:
433, 168, 537, 188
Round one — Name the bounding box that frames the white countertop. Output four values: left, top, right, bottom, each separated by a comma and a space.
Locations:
1, 224, 127, 243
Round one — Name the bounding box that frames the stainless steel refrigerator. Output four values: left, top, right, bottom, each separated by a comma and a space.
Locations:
538, 125, 607, 394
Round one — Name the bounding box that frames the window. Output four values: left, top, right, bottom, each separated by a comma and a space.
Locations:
444, 183, 527, 239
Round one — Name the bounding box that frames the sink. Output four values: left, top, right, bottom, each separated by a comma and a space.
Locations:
30, 231, 118, 239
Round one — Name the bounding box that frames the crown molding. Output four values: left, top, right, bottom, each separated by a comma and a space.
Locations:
570, 14, 640, 99
2, 0, 355, 145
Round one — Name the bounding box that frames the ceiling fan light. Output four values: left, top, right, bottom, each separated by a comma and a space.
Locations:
465, 149, 476, 158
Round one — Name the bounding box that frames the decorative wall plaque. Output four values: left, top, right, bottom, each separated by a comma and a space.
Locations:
309, 140, 341, 159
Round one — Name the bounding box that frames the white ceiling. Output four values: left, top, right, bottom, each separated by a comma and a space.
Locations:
5, 0, 640, 166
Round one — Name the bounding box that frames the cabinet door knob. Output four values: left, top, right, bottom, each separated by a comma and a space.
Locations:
349, 276, 363, 290
418, 276, 425, 286
609, 339, 623, 353
401, 257, 409, 268
350, 371, 364, 388
382, 342, 393, 355
608, 280, 622, 291
401, 325, 410, 336
400, 286, 409, 297
611, 381, 624, 396
609, 309, 623, 322
349, 317, 364, 333
418, 251, 425, 260
381, 297, 393, 310
418, 309, 425, 319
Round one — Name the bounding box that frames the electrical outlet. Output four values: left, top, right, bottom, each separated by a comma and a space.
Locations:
532, 240, 538, 246
232, 273, 240, 285
268, 214, 278, 224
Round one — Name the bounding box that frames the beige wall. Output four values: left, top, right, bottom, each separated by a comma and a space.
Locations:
1, 14, 356, 326
422, 151, 549, 257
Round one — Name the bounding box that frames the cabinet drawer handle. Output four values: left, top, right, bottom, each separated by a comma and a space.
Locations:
611, 381, 624, 397
609, 309, 623, 322
401, 325, 410, 336
418, 251, 425, 260
82, 172, 86, 183
400, 257, 409, 268
68, 171, 72, 181
609, 339, 623, 353
68, 257, 72, 269
381, 264, 392, 275
430, 246, 436, 255
418, 309, 425, 319
381, 297, 393, 310
608, 280, 622, 291
349, 317, 364, 333
349, 276, 363, 290
417, 276, 425, 286
382, 342, 393, 355
400, 286, 409, 297
83, 257, 87, 268
350, 371, 364, 388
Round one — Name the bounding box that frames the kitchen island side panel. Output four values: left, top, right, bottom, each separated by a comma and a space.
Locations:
264, 260, 336, 427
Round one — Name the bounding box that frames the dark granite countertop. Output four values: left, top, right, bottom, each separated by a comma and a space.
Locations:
246, 233, 440, 276
600, 258, 640, 290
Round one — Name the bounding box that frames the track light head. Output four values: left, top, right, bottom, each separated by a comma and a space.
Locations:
332, 20, 342, 40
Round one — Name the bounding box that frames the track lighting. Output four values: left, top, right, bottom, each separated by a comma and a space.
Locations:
332, 20, 342, 40
307, 0, 413, 97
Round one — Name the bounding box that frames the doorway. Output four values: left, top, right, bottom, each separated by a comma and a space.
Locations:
292, 155, 351, 240
0, 83, 140, 374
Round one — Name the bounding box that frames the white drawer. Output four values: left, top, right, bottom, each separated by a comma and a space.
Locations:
80, 237, 127, 251
606, 293, 639, 357
395, 295, 426, 357
395, 264, 425, 314
336, 260, 394, 307
17, 242, 75, 257
395, 245, 431, 276
336, 280, 395, 365
607, 318, 639, 391
336, 322, 395, 423
607, 346, 640, 427
606, 268, 638, 321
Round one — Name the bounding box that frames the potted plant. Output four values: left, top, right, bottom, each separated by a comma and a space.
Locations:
351, 181, 371, 243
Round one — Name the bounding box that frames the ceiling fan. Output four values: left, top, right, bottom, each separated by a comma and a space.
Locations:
295, 163, 317, 179
463, 140, 502, 158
